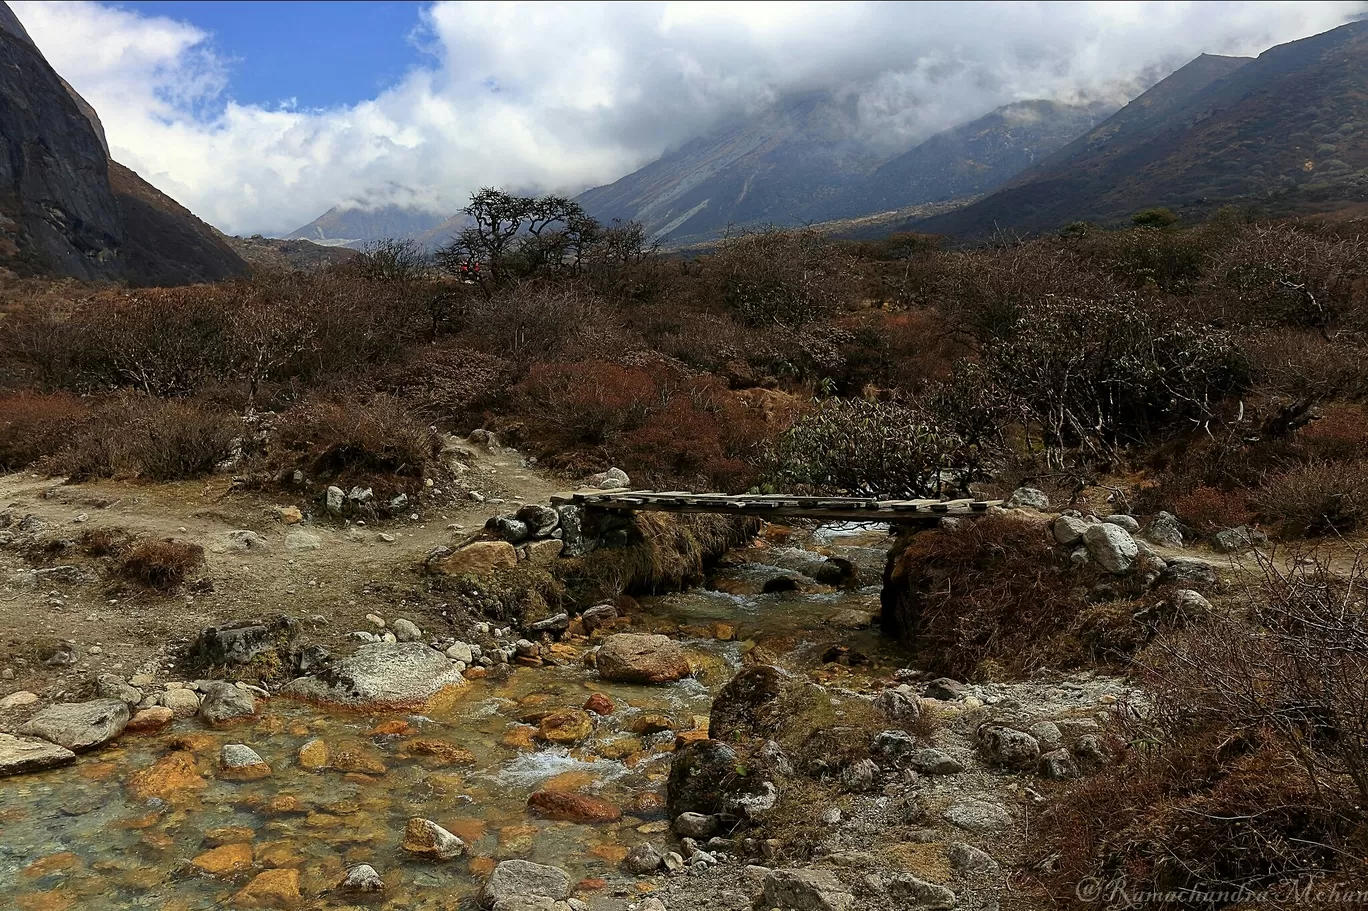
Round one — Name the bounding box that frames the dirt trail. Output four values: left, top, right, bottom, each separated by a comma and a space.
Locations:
0, 438, 566, 694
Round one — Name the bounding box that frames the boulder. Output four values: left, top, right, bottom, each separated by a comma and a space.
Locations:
1162, 557, 1220, 590
522, 539, 564, 566
526, 612, 569, 634
294, 644, 331, 675
479, 860, 572, 908
909, 748, 965, 776
429, 541, 518, 576
709, 665, 785, 742
885, 874, 956, 910
762, 576, 801, 594
219, 743, 272, 780
232, 869, 301, 909
125, 706, 174, 733
0, 690, 39, 709
1213, 525, 1267, 554
624, 843, 663, 874
0, 732, 76, 777
978, 726, 1040, 769
490, 515, 531, 544
556, 504, 591, 557
596, 634, 691, 684
840, 758, 880, 792
673, 812, 722, 840
1052, 515, 1089, 546
667, 739, 745, 816
1144, 511, 1185, 549
587, 467, 630, 490
19, 698, 129, 751
95, 674, 142, 707
583, 693, 615, 716
445, 641, 474, 664
527, 790, 621, 823
876, 684, 921, 725
923, 677, 966, 700
580, 603, 617, 632
402, 817, 466, 859
1038, 749, 1081, 780
1005, 487, 1049, 510
197, 682, 258, 726
754, 869, 854, 911
281, 641, 467, 711
284, 529, 322, 551
159, 688, 201, 717
326, 486, 346, 515
812, 556, 859, 588
190, 617, 295, 667
391, 618, 422, 643
948, 842, 999, 875
224, 530, 270, 552
1102, 514, 1140, 533
537, 709, 593, 744
942, 798, 1012, 834
340, 864, 384, 894
516, 504, 560, 537
1083, 522, 1139, 575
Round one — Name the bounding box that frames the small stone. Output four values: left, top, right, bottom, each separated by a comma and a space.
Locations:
125, 706, 174, 733
480, 860, 573, 906
192, 842, 254, 876
909, 748, 964, 776
0, 691, 39, 710
673, 812, 721, 840
1038, 748, 1081, 780
1213, 525, 1267, 554
979, 726, 1040, 768
159, 688, 201, 717
876, 684, 921, 724
1103, 514, 1140, 533
340, 863, 384, 894
220, 744, 272, 780
1144, 511, 1185, 549
943, 798, 1012, 834
401, 817, 466, 859
391, 618, 422, 642
583, 692, 615, 716
923, 677, 966, 700
1083, 522, 1139, 574
1052, 515, 1089, 546
366, 614, 385, 628
445, 642, 474, 664
538, 709, 594, 744
663, 851, 686, 873
886, 873, 956, 909
948, 841, 999, 875
755, 868, 854, 911
624, 843, 663, 874
527, 790, 621, 823
276, 506, 303, 524
197, 681, 257, 726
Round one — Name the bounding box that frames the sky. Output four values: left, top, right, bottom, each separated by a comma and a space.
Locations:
11, 1, 1367, 237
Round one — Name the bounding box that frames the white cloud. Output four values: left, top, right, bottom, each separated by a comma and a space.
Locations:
10, 0, 1367, 235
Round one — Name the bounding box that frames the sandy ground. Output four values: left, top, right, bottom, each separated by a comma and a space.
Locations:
0, 438, 566, 697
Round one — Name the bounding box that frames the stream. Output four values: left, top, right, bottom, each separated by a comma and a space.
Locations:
0, 525, 907, 910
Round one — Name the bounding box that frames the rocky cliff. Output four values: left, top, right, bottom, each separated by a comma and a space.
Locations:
0, 3, 247, 285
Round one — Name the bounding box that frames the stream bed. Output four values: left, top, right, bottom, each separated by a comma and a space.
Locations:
1, 526, 906, 910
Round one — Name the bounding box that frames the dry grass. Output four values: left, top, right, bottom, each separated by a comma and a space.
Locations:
270, 395, 440, 495
115, 539, 204, 590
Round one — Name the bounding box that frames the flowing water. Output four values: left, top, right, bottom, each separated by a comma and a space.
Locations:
1, 526, 907, 910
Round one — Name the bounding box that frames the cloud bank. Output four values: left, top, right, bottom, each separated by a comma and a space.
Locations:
12, 1, 1366, 235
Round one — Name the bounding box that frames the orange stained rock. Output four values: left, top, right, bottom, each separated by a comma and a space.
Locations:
469, 856, 497, 876
127, 751, 206, 802
446, 818, 488, 843
231, 868, 301, 909
79, 762, 118, 781
404, 738, 476, 765
17, 889, 76, 911
190, 842, 254, 876
369, 720, 415, 736
296, 739, 328, 771
22, 852, 82, 878
329, 747, 386, 775
588, 844, 629, 864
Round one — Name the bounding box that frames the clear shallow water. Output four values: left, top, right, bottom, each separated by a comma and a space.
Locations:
1, 530, 909, 910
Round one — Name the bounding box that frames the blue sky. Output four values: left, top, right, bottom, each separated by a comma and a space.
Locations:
12, 1, 1368, 236
116, 1, 426, 110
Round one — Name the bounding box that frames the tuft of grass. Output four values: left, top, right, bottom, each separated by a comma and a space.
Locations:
115, 539, 204, 590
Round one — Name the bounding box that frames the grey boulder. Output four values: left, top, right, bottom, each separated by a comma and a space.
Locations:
19, 698, 129, 751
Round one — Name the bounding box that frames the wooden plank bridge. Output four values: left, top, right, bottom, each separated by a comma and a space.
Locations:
550, 489, 1003, 524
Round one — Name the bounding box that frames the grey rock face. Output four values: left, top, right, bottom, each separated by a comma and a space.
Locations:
19, 698, 129, 751
1162, 557, 1219, 590
673, 812, 722, 840
948, 841, 999, 875
755, 868, 854, 911
624, 843, 663, 874
1144, 511, 1185, 548
1213, 525, 1267, 554
943, 798, 1013, 833
885, 873, 956, 909
979, 725, 1041, 768
876, 684, 922, 724
220, 743, 267, 770
95, 674, 142, 707
515, 504, 560, 537
1005, 487, 1050, 510
490, 515, 531, 544
326, 486, 346, 515
555, 505, 591, 557
0, 732, 76, 777
479, 860, 573, 908
197, 682, 257, 725
909, 748, 965, 776
280, 641, 466, 710
1038, 748, 1081, 780
1083, 522, 1139, 574
871, 730, 918, 760
190, 619, 291, 666
923, 677, 966, 700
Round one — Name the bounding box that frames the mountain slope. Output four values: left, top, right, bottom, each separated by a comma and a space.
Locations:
0, 2, 247, 285
287, 205, 449, 248
918, 21, 1368, 236
809, 99, 1116, 223
576, 93, 884, 245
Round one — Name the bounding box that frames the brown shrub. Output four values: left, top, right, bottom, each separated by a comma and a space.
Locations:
372, 341, 512, 426
1254, 460, 1368, 537
0, 391, 90, 470
1172, 484, 1256, 533
79, 526, 134, 558
116, 539, 204, 590
1035, 553, 1368, 906
882, 516, 1162, 678
42, 394, 239, 481
705, 227, 856, 328
271, 395, 439, 494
